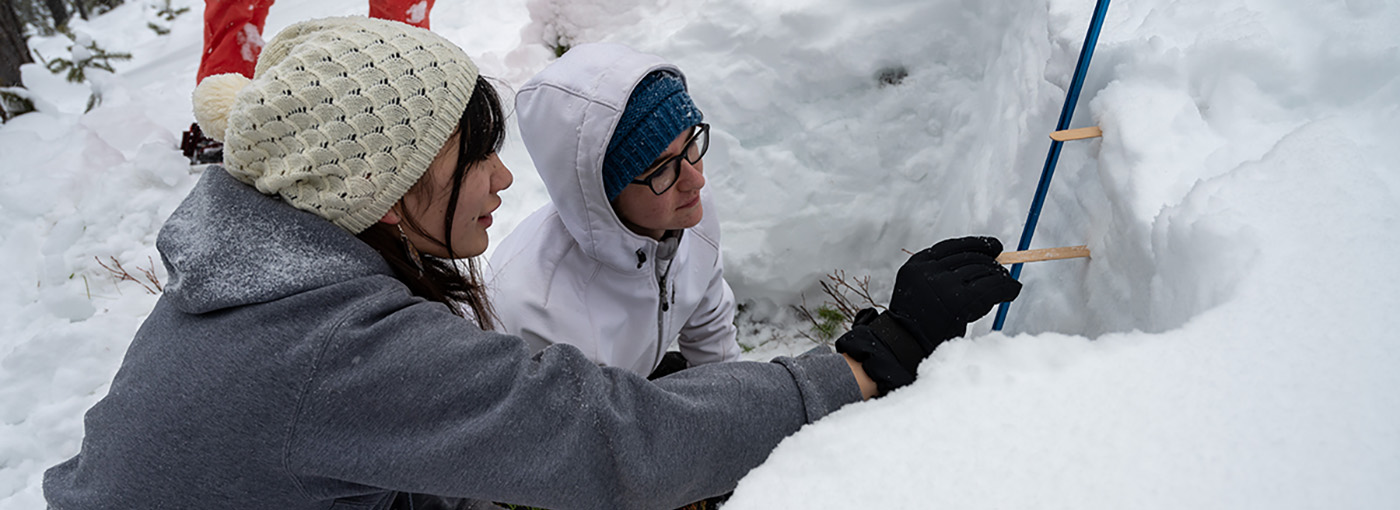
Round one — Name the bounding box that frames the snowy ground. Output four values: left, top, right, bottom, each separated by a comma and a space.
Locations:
2, 0, 1398, 508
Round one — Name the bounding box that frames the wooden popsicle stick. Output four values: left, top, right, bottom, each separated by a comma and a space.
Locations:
997, 245, 1090, 265
1049, 126, 1103, 141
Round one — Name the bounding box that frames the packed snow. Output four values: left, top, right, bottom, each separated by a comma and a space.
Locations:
2, 0, 1397, 508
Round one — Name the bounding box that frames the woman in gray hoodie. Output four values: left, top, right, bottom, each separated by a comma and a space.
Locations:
43, 16, 1020, 510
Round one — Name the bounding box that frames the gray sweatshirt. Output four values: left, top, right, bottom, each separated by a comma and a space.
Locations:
42, 168, 862, 510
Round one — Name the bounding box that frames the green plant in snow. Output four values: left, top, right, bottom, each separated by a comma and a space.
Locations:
153, 0, 188, 20
538, 22, 572, 58
794, 269, 886, 345
147, 0, 188, 34
551, 39, 570, 58
812, 305, 846, 340
36, 28, 132, 84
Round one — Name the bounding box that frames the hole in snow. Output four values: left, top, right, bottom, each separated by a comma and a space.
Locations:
876, 66, 908, 87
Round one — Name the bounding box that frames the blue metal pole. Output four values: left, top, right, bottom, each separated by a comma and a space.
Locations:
993, 0, 1111, 331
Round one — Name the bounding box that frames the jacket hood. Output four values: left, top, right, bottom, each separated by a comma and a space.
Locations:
515, 43, 693, 273
156, 168, 390, 314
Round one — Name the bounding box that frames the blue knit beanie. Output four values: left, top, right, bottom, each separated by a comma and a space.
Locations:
602, 71, 704, 201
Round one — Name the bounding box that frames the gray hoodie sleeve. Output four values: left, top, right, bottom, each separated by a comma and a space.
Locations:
284, 280, 861, 510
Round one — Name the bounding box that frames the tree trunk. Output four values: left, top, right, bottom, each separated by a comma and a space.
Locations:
43, 0, 67, 28
72, 0, 88, 21
1, 0, 34, 88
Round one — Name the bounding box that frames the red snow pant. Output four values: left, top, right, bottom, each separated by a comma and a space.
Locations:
196, 0, 438, 83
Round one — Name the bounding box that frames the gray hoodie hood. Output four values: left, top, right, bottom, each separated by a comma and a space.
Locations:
515, 43, 691, 273
157, 167, 388, 314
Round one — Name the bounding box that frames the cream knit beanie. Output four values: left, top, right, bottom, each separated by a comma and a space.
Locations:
191, 16, 479, 234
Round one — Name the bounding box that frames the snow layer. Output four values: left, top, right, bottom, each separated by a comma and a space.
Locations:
2, 0, 1397, 508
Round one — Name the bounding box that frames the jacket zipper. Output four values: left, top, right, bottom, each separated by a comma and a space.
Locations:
655, 273, 667, 370
639, 247, 669, 371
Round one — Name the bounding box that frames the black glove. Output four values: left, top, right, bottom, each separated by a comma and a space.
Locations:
836, 236, 1022, 395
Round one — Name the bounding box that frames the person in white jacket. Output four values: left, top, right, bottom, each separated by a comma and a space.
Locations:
488, 43, 742, 377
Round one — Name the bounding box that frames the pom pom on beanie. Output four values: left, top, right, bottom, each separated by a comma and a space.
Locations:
196, 16, 479, 234
602, 71, 703, 202
191, 73, 252, 143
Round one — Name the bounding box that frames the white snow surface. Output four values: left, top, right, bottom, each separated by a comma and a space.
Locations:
2, 0, 1398, 508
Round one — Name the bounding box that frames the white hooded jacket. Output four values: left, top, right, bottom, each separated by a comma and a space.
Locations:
487, 43, 742, 376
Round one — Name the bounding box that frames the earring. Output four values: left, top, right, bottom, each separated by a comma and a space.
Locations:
396, 224, 425, 276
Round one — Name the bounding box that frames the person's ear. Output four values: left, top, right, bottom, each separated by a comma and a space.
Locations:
379, 207, 401, 225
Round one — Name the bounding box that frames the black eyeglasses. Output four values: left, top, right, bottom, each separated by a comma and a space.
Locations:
630, 123, 709, 195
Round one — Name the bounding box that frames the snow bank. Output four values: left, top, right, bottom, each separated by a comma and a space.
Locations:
1, 48, 194, 510
717, 0, 1400, 506
726, 110, 1400, 509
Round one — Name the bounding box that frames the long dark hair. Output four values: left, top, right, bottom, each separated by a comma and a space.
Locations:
356, 75, 506, 329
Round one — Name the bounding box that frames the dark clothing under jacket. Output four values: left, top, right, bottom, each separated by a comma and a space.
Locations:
43, 168, 862, 510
